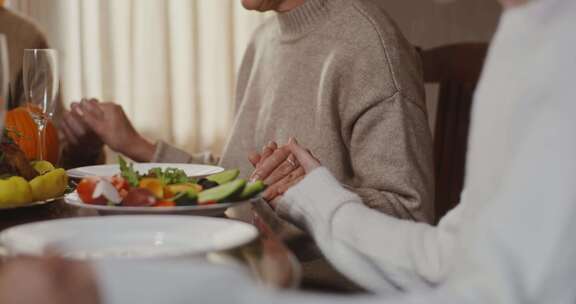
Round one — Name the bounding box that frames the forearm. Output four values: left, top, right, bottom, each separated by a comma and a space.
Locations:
277, 168, 449, 294
119, 135, 156, 163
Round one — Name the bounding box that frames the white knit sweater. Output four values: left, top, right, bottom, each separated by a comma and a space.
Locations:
277, 0, 576, 299
97, 1, 576, 303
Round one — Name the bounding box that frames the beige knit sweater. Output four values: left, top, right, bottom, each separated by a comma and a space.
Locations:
154, 0, 434, 222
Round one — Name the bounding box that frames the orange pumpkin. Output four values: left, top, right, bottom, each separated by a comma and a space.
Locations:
5, 107, 60, 164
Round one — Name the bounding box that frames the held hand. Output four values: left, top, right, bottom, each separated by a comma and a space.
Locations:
249, 138, 320, 207
249, 144, 294, 201
286, 138, 321, 173
61, 100, 104, 162
267, 139, 321, 209
248, 141, 278, 168
78, 100, 156, 162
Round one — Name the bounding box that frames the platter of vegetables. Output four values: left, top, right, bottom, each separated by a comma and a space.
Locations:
0, 130, 69, 210
64, 157, 266, 216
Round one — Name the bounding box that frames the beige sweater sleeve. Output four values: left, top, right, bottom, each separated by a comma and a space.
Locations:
343, 92, 435, 223
152, 141, 218, 165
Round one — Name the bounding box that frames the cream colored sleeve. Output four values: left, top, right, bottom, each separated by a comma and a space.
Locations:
152, 141, 219, 165
276, 167, 450, 294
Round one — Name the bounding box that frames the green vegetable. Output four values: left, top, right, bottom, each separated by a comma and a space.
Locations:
148, 167, 190, 185
207, 169, 240, 185
174, 189, 199, 206
236, 181, 266, 201
118, 156, 196, 187
118, 156, 140, 187
198, 179, 246, 205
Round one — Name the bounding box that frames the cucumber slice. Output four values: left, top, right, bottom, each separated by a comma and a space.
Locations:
175, 189, 198, 206
236, 181, 266, 201
206, 169, 240, 185
198, 179, 246, 204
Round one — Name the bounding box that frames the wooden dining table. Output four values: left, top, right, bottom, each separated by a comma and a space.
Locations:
0, 198, 302, 289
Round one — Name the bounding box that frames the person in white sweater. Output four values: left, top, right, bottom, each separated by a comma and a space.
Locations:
269, 0, 576, 297
2, 0, 576, 303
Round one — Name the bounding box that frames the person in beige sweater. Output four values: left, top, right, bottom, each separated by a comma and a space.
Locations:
73, 0, 435, 222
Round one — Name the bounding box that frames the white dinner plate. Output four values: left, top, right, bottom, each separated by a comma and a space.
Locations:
0, 215, 258, 260
64, 192, 248, 217
67, 163, 224, 180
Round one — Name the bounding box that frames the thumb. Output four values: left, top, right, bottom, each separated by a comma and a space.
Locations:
287, 139, 320, 173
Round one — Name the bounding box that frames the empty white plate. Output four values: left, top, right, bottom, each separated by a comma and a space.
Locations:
0, 215, 258, 260
67, 163, 224, 179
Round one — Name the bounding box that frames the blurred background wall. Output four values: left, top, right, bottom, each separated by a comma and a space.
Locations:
380, 0, 501, 130
7, 0, 268, 159
6, 0, 501, 157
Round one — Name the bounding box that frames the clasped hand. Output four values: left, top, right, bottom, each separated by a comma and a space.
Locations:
248, 138, 320, 208
62, 99, 322, 204
62, 99, 156, 162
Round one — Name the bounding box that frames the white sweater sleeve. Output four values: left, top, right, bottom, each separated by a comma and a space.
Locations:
276, 167, 454, 294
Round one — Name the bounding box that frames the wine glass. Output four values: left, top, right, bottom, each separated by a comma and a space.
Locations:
0, 34, 9, 138
23, 49, 59, 161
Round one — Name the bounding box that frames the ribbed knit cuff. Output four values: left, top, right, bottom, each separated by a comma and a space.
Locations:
153, 141, 190, 163
276, 167, 362, 231
153, 141, 218, 165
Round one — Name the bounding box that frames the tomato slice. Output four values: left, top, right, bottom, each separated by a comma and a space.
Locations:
155, 201, 176, 208
77, 178, 107, 205
111, 175, 130, 192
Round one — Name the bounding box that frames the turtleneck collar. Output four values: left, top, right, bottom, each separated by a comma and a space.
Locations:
276, 0, 332, 38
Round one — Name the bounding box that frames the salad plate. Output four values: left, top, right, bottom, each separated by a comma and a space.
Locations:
67, 163, 224, 180
65, 192, 250, 216
0, 215, 259, 259
65, 157, 266, 217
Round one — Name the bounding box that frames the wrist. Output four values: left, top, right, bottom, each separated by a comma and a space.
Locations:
123, 136, 156, 162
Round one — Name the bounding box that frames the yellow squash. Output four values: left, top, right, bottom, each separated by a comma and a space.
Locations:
32, 160, 56, 175
29, 168, 68, 201
0, 177, 34, 208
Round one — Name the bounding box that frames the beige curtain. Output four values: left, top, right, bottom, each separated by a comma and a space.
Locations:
8, 0, 268, 158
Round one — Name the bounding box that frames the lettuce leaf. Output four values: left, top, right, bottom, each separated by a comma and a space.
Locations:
118, 156, 140, 187
148, 167, 190, 185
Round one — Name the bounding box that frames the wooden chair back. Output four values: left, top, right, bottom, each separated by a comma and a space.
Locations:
421, 43, 489, 222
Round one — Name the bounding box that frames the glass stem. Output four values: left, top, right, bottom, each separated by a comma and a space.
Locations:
37, 121, 46, 161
